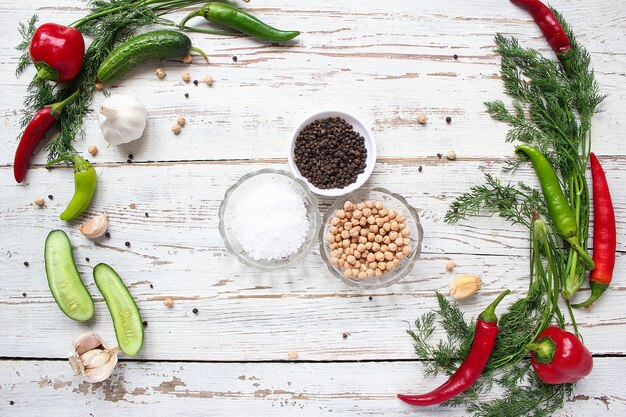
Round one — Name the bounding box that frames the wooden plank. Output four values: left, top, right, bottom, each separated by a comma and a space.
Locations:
1, 161, 625, 360
0, 0, 624, 165
1, 358, 625, 416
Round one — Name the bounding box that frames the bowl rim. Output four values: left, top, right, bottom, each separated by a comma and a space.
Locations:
318, 187, 423, 288
287, 109, 377, 197
219, 168, 321, 270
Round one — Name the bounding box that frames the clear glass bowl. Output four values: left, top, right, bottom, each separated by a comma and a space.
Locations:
319, 188, 423, 288
219, 169, 321, 270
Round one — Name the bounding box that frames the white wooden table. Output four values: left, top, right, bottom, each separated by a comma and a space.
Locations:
1, 1, 625, 415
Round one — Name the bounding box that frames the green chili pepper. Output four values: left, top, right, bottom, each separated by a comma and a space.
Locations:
516, 145, 594, 269
47, 154, 97, 221
179, 3, 300, 42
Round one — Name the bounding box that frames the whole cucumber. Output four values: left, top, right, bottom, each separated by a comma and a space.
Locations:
98, 30, 193, 83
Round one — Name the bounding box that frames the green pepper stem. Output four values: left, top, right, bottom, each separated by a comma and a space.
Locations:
525, 337, 556, 364
47, 89, 80, 119
178, 6, 207, 30
478, 289, 511, 323
34, 61, 59, 82
47, 153, 91, 172
190, 46, 208, 61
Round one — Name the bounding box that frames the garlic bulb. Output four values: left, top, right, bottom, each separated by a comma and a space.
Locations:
80, 212, 108, 239
449, 274, 482, 300
97, 94, 147, 145
69, 332, 120, 383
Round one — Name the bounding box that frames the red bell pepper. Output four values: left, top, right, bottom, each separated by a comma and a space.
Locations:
526, 326, 593, 384
14, 90, 79, 183
30, 23, 85, 82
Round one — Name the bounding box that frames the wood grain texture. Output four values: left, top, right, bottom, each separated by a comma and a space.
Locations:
1, 359, 625, 416
1, 0, 625, 416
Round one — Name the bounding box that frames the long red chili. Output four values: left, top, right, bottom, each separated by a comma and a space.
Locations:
573, 153, 616, 308
13, 90, 79, 183
398, 290, 509, 406
511, 0, 573, 74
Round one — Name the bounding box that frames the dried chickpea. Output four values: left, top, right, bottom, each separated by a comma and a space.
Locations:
354, 251, 361, 259
388, 243, 398, 252
164, 298, 174, 308
359, 217, 367, 227
365, 242, 373, 250
367, 215, 376, 225
88, 145, 98, 156
357, 243, 366, 252
330, 257, 339, 266
375, 235, 383, 243
342, 239, 350, 248
383, 223, 391, 232
341, 230, 350, 239
336, 210, 346, 219
203, 74, 214, 86
155, 68, 166, 78
95, 81, 104, 90
403, 246, 412, 255
369, 224, 379, 233
343, 201, 353, 211
331, 217, 340, 226
358, 271, 367, 279
403, 238, 410, 246
182, 54, 193, 64
380, 245, 388, 253
389, 231, 399, 241
378, 262, 387, 271
366, 269, 375, 277
365, 200, 375, 209
395, 237, 404, 246
375, 201, 383, 210
362, 208, 372, 217
375, 252, 385, 262
182, 72, 191, 82
388, 209, 397, 220
384, 251, 394, 261
375, 269, 383, 277
349, 228, 360, 238
383, 236, 391, 245
347, 255, 356, 265
396, 214, 406, 223
352, 268, 359, 276
402, 228, 411, 237
369, 262, 377, 270
344, 269, 352, 278
367, 253, 376, 263
367, 233, 375, 242
171, 123, 182, 134
446, 261, 456, 271
390, 221, 399, 232
34, 197, 45, 207
356, 203, 365, 210
372, 242, 381, 252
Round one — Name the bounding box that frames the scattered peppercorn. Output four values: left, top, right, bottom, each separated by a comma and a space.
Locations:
446, 116, 452, 123
369, 296, 373, 301
293, 117, 367, 190
437, 153, 442, 159
22, 292, 27, 297
105, 232, 111, 238
193, 80, 199, 86
142, 321, 148, 327
453, 54, 458, 60
192, 308, 199, 314
127, 159, 132, 163
184, 93, 189, 99
128, 154, 134, 160
125, 241, 131, 247
149, 284, 153, 289
418, 166, 423, 173
48, 194, 54, 200
85, 257, 90, 262
232, 56, 238, 62
23, 261, 29, 267
453, 207, 459, 213
343, 332, 349, 338
10, 401, 15, 405
145, 213, 149, 218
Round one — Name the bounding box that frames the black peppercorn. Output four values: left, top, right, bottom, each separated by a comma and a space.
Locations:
192, 308, 198, 314
22, 292, 27, 297
128, 154, 134, 160
193, 80, 198, 86
446, 116, 452, 123
10, 401, 14, 406
149, 284, 153, 289
125, 241, 130, 247
48, 195, 53, 200
368, 296, 373, 301
418, 166, 423, 172
185, 93, 189, 98
105, 232, 111, 238
343, 332, 349, 339
453, 54, 458, 60
232, 56, 238, 62
437, 153, 442, 159
145, 213, 149, 218
127, 159, 132, 163
143, 321, 148, 327
85, 257, 90, 262
23, 261, 29, 267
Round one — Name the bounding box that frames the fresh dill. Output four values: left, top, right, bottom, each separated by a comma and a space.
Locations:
408, 9, 602, 417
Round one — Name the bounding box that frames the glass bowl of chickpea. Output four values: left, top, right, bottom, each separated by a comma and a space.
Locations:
319, 188, 423, 288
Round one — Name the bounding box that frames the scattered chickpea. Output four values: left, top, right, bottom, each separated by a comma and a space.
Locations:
171, 123, 182, 135
34, 197, 45, 207
95, 81, 104, 90
203, 74, 214, 86
88, 145, 98, 156
288, 351, 298, 360
446, 261, 457, 272
182, 54, 193, 64
155, 68, 166, 79
447, 150, 457, 160
176, 116, 186, 127
164, 298, 174, 308
417, 113, 427, 125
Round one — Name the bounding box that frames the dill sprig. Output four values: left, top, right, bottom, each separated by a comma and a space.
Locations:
410, 10, 601, 417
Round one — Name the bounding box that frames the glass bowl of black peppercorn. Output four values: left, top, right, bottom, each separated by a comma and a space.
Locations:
319, 188, 423, 289
288, 110, 377, 197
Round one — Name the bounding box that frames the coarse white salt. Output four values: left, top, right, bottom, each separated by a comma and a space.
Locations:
230, 180, 309, 261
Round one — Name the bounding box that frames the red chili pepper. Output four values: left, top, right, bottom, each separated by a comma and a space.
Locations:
13, 90, 79, 183
511, 0, 573, 74
30, 23, 85, 82
572, 153, 616, 308
526, 326, 593, 384
398, 290, 509, 406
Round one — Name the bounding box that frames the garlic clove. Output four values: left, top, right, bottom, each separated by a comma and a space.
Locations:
69, 332, 120, 383
449, 274, 482, 300
80, 212, 109, 239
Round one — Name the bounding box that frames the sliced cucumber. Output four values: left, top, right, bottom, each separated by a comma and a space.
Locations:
44, 230, 94, 321
93, 263, 144, 356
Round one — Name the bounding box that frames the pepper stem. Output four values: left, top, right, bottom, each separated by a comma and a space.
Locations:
178, 7, 207, 30
47, 89, 80, 119
477, 289, 510, 324
34, 61, 60, 82
525, 337, 556, 364
571, 282, 609, 308
47, 153, 90, 172
190, 46, 208, 62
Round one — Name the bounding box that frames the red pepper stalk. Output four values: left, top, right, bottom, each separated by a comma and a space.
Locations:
510, 0, 573, 74
572, 153, 616, 307
398, 290, 510, 406
30, 23, 85, 82
13, 90, 80, 183
526, 326, 593, 384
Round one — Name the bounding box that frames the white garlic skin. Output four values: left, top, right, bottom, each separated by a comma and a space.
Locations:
68, 332, 120, 383
97, 94, 147, 145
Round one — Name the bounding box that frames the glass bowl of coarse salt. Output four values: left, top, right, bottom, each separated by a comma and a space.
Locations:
319, 188, 423, 288
219, 169, 321, 270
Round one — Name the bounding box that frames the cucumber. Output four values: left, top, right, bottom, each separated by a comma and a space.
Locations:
93, 263, 144, 356
98, 30, 192, 83
44, 230, 94, 321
